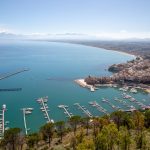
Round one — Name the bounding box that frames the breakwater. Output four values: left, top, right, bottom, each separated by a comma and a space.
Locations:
0, 88, 22, 92
0, 68, 29, 80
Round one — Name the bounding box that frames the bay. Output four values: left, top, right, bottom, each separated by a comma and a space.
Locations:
0, 41, 149, 133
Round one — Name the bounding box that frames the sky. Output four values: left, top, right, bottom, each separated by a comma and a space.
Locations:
0, 0, 150, 39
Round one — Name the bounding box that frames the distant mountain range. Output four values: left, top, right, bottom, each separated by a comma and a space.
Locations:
1, 32, 150, 42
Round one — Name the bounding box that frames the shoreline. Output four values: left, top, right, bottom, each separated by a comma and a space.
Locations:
78, 43, 137, 58
75, 78, 150, 93
74, 79, 95, 92
48, 41, 138, 58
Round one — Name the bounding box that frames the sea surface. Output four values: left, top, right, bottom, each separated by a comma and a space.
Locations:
0, 40, 149, 133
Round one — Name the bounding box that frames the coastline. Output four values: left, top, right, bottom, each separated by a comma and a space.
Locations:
49, 41, 138, 58
74, 79, 95, 92
78, 43, 137, 58
72, 43, 149, 93
75, 78, 150, 94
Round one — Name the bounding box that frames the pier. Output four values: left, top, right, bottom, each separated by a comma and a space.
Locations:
0, 88, 22, 92
22, 108, 28, 135
0, 68, 29, 80
102, 98, 120, 111
74, 79, 95, 92
37, 97, 54, 123
58, 105, 73, 118
0, 104, 7, 138
89, 101, 109, 115
74, 103, 93, 118
114, 98, 131, 109
21, 108, 33, 135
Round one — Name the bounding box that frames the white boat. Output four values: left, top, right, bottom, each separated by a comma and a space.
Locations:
130, 105, 135, 109
90, 86, 95, 92
130, 88, 137, 93
112, 85, 117, 88
5, 127, 9, 130
119, 87, 127, 92
37, 99, 42, 102
25, 111, 32, 114
88, 102, 93, 105
51, 119, 54, 123
26, 108, 34, 111
43, 99, 48, 103
130, 98, 136, 102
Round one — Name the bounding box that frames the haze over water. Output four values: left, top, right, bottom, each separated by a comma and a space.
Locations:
0, 41, 149, 133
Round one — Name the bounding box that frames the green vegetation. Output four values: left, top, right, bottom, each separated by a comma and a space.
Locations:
0, 110, 150, 150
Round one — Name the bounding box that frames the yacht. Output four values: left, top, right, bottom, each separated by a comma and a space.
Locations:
26, 108, 34, 111
25, 111, 32, 114
130, 88, 137, 93
90, 86, 95, 92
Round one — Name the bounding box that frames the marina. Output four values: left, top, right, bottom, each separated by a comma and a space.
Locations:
89, 101, 109, 115
58, 105, 73, 118
0, 41, 149, 131
0, 68, 29, 80
74, 103, 93, 118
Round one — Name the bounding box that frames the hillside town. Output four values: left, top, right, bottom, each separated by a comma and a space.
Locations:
84, 56, 150, 93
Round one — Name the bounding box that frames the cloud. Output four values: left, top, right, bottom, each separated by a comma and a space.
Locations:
93, 31, 150, 40
0, 27, 9, 33
0, 25, 13, 34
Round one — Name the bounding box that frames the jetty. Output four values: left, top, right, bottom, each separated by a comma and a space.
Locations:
0, 68, 29, 80
21, 108, 33, 135
37, 97, 54, 123
22, 108, 28, 135
0, 104, 7, 138
102, 98, 121, 111
74, 103, 93, 118
130, 97, 149, 110
74, 79, 95, 92
58, 105, 73, 118
0, 88, 22, 92
114, 98, 131, 109
89, 101, 109, 115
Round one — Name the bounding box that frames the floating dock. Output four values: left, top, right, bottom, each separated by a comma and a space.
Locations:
0, 104, 7, 138
58, 105, 73, 118
74, 103, 93, 118
89, 101, 109, 115
22, 108, 28, 135
37, 97, 54, 123
114, 98, 132, 109
0, 68, 29, 80
102, 98, 120, 111
21, 108, 33, 135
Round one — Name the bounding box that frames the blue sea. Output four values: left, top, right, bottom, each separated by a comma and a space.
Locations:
0, 40, 149, 133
